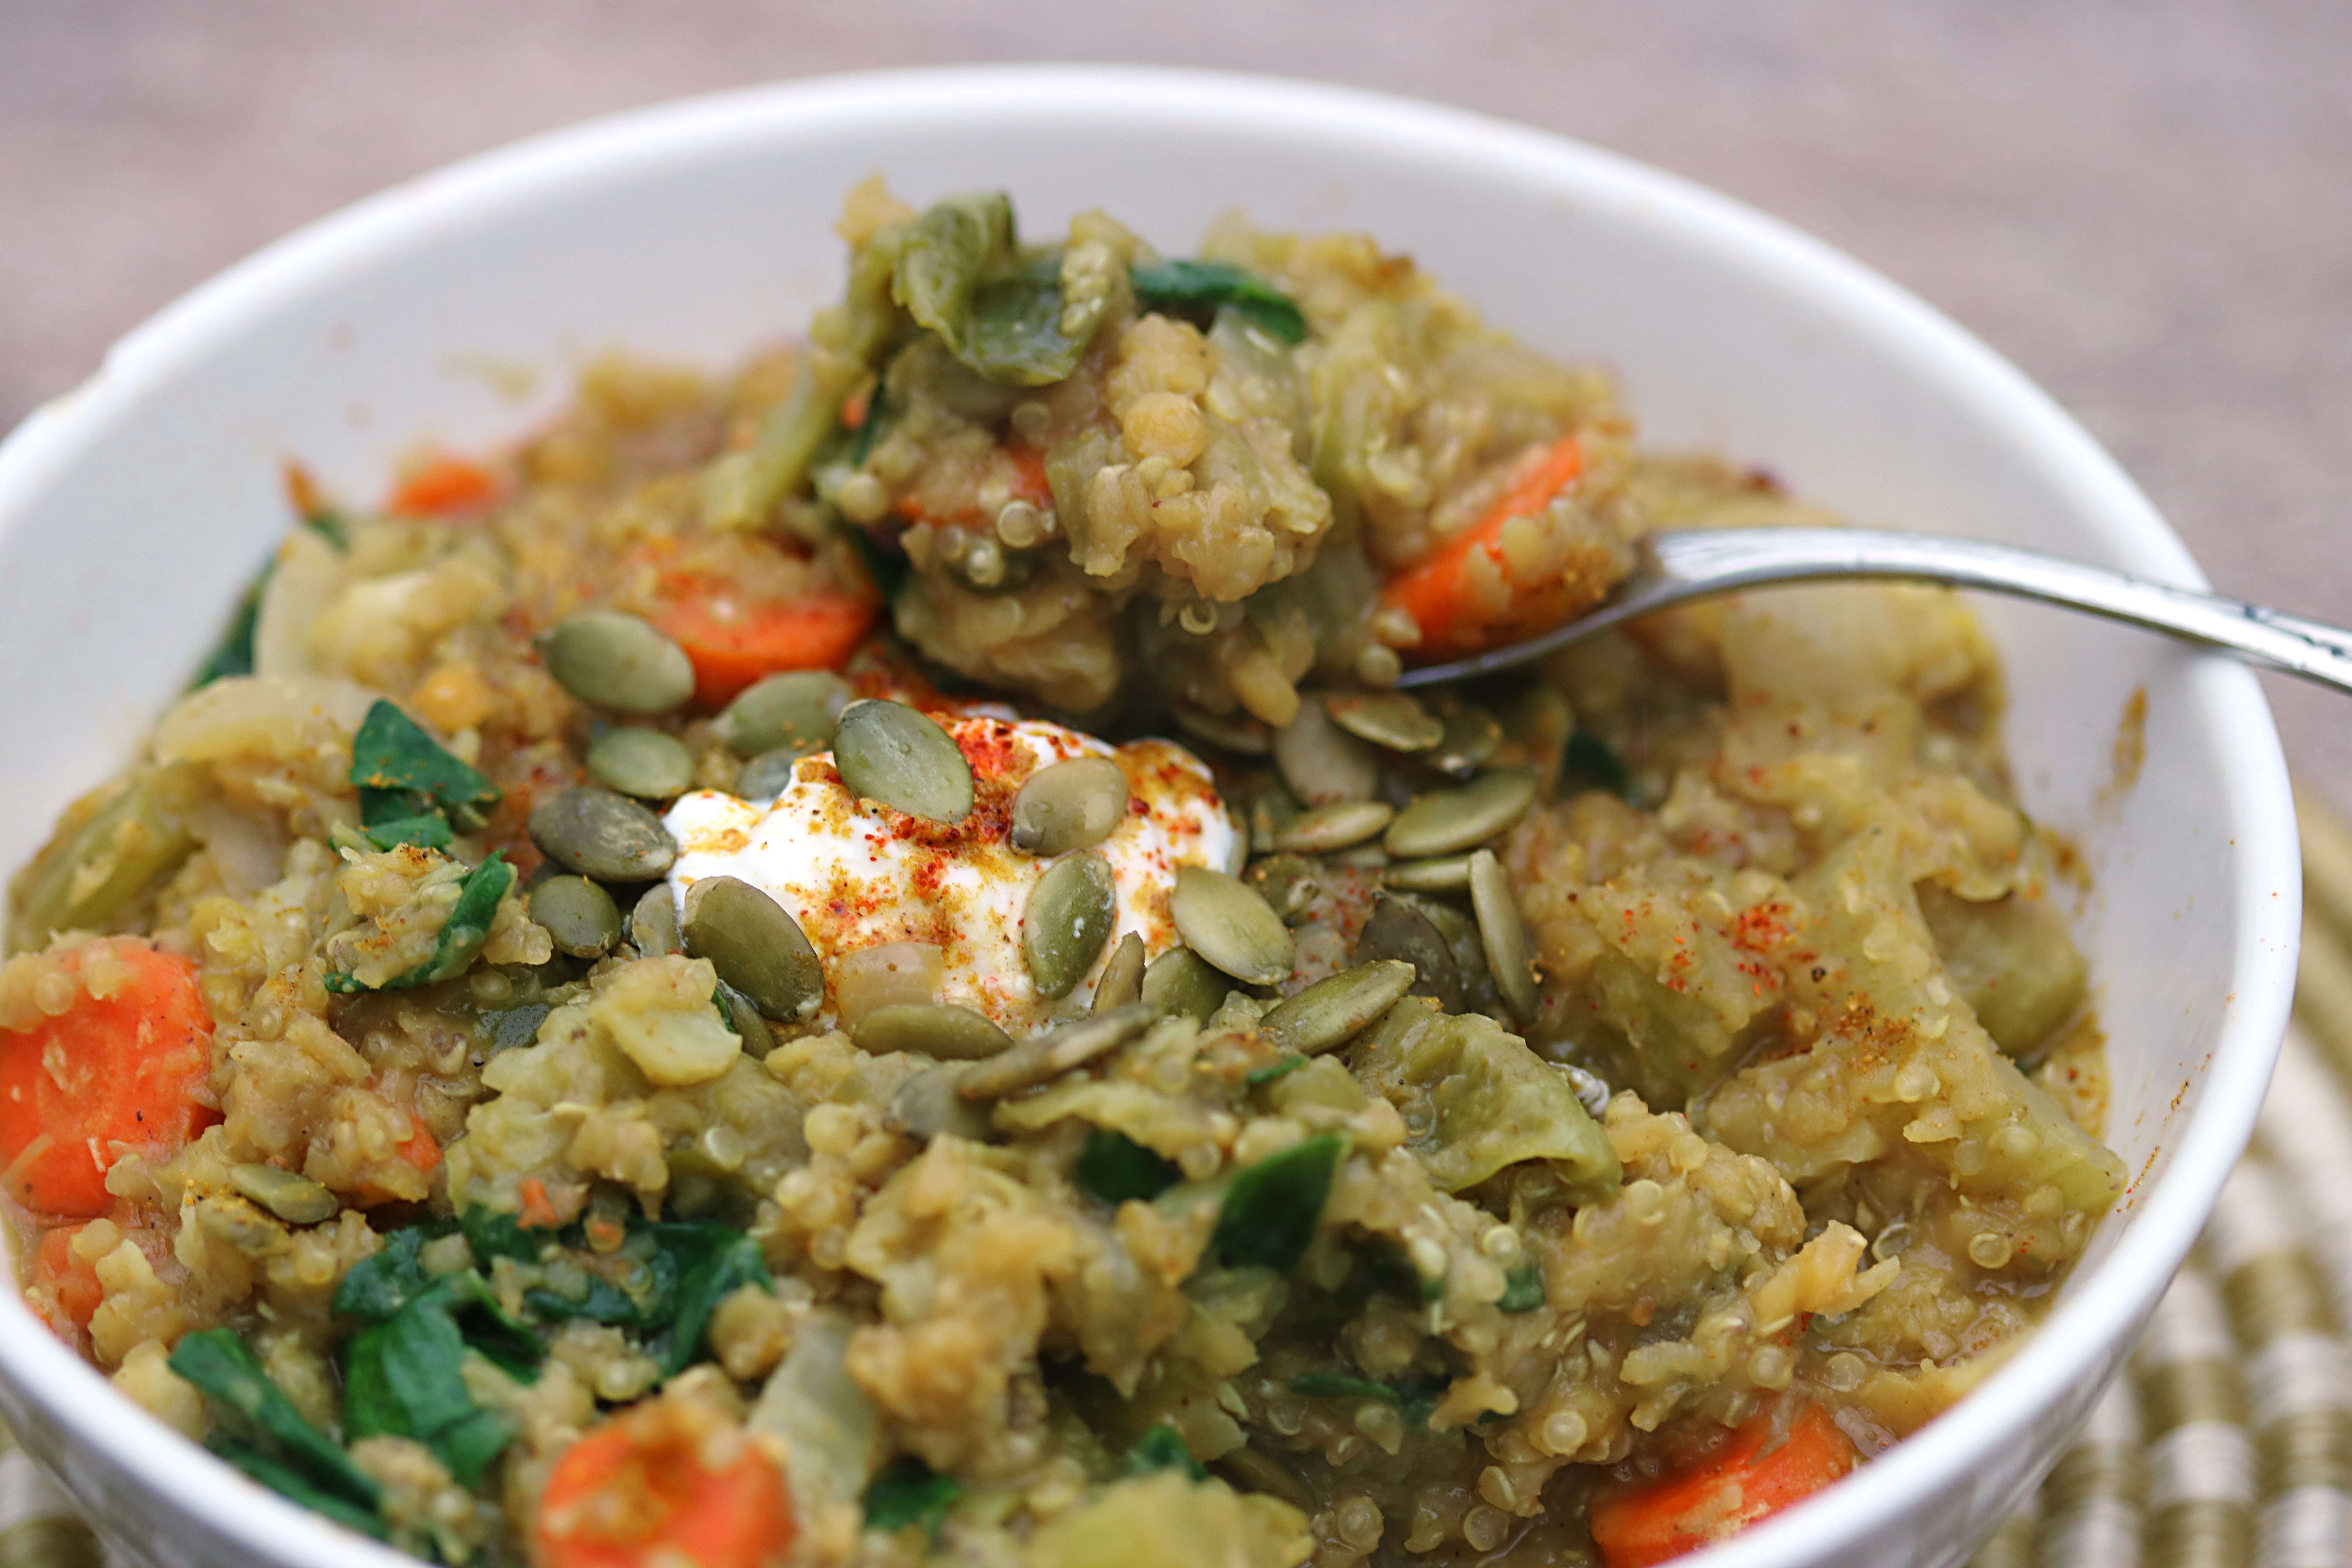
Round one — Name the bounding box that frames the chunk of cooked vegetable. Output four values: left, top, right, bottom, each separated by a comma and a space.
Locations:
1589, 1405, 1856, 1568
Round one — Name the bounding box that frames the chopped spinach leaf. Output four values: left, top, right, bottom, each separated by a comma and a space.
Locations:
342, 1272, 539, 1488
349, 699, 501, 832
170, 1329, 381, 1518
1561, 730, 1632, 799
1210, 1134, 1345, 1272
209, 1436, 388, 1541
1499, 1263, 1546, 1313
459, 1205, 549, 1264
193, 568, 268, 688
361, 813, 454, 852
524, 1275, 642, 1326
334, 1229, 436, 1322
1243, 1056, 1307, 1088
1073, 1128, 1181, 1205
303, 509, 351, 552
1127, 1424, 1207, 1481
648, 1223, 772, 1376
1130, 260, 1307, 345
862, 1455, 961, 1537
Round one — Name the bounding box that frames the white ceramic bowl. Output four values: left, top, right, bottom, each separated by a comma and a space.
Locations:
0, 66, 2298, 1568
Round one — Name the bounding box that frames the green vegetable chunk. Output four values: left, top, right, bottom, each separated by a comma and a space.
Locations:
895, 193, 1018, 351
1127, 1424, 1207, 1481
965, 254, 1096, 385
360, 813, 455, 852
1129, 260, 1308, 345
648, 1223, 774, 1376
193, 565, 267, 688
341, 1271, 541, 1488
863, 1455, 961, 1537
1499, 1264, 1547, 1313
169, 1328, 383, 1532
1561, 730, 1633, 799
1075, 1128, 1181, 1205
349, 699, 501, 833
1355, 998, 1621, 1202
1211, 1134, 1346, 1272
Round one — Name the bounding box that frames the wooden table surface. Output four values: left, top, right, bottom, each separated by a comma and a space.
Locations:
5, 0, 2347, 800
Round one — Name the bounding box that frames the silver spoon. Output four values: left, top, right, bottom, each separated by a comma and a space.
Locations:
1390, 526, 2352, 695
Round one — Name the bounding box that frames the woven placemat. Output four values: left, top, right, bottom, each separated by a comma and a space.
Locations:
10, 803, 2352, 1568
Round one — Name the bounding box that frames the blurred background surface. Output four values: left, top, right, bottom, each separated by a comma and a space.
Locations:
4, 0, 2348, 798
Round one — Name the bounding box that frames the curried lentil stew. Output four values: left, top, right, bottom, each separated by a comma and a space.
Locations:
1, 180, 2122, 1568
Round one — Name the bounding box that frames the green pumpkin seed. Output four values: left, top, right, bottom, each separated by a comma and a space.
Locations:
1010, 756, 1130, 856
833, 699, 973, 823
1383, 853, 1475, 893
681, 875, 823, 1023
586, 727, 697, 801
1259, 960, 1417, 1056
1243, 854, 1322, 925
528, 787, 679, 882
1326, 842, 1389, 871
530, 875, 623, 959
713, 978, 774, 1059
1093, 932, 1145, 1013
1410, 894, 1494, 1006
1354, 894, 1463, 1012
958, 1003, 1157, 1099
734, 747, 803, 801
1325, 690, 1443, 753
1273, 801, 1394, 855
724, 671, 849, 759
1172, 701, 1272, 757
1272, 698, 1381, 806
1142, 947, 1237, 1023
1430, 701, 1504, 780
1170, 866, 1294, 985
889, 1064, 996, 1142
1023, 852, 1117, 999
539, 610, 696, 715
228, 1163, 338, 1226
853, 1002, 1016, 1061
1469, 849, 1539, 1021
1383, 768, 1539, 860
628, 882, 683, 956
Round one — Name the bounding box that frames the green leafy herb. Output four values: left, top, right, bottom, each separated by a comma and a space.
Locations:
524, 1274, 643, 1326
361, 813, 454, 852
349, 699, 501, 833
1244, 1056, 1307, 1088
862, 1455, 961, 1536
1074, 1128, 1181, 1205
1127, 1424, 1207, 1481
342, 1272, 541, 1487
170, 1329, 383, 1524
1130, 260, 1308, 345
193, 568, 268, 688
459, 1204, 547, 1265
303, 509, 351, 552
1210, 1134, 1345, 1272
649, 1223, 773, 1375
209, 1436, 388, 1541
333, 1228, 437, 1321
1499, 1263, 1546, 1313
323, 853, 514, 995
1561, 730, 1632, 799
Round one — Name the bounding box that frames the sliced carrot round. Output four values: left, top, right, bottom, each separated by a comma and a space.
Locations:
0, 941, 216, 1218
1589, 1404, 1858, 1568
387, 455, 501, 517
652, 579, 877, 709
1379, 433, 1589, 660
30, 1225, 103, 1335
539, 1413, 792, 1568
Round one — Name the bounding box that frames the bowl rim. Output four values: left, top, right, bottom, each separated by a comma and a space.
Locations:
0, 63, 2299, 1568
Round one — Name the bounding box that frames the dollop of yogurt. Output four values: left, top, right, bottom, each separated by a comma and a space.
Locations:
664, 714, 1242, 1034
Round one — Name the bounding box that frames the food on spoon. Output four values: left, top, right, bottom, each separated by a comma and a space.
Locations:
0, 179, 2118, 1566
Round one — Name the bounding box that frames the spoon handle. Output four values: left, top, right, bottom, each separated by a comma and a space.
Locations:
1392, 526, 2352, 695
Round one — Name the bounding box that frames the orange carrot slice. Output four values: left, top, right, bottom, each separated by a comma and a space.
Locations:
1590, 1405, 1858, 1568
30, 1225, 103, 1335
539, 1413, 793, 1568
388, 456, 501, 517
1378, 433, 1586, 660
652, 579, 877, 708
0, 941, 216, 1218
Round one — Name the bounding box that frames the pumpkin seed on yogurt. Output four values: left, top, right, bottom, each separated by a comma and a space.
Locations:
228, 1163, 338, 1226
1259, 960, 1417, 1056
1469, 848, 1539, 1021
853, 1002, 1016, 1061
1170, 866, 1294, 986
1023, 851, 1117, 999
1324, 690, 1444, 753
1093, 931, 1146, 1013
1272, 698, 1381, 806
833, 699, 973, 823
1383, 767, 1539, 860
538, 610, 697, 715
723, 670, 848, 759
586, 726, 696, 801
628, 882, 682, 956
1142, 947, 1237, 1023
1272, 800, 1394, 855
528, 787, 679, 882
1354, 893, 1463, 1013
530, 875, 623, 959
958, 1003, 1157, 1099
1010, 756, 1130, 856
733, 747, 803, 802
682, 875, 823, 1024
